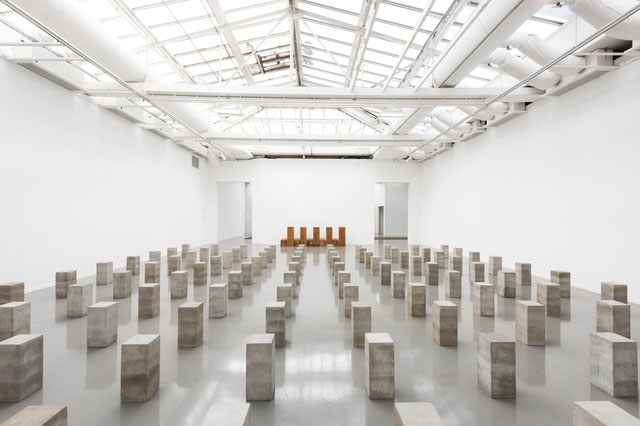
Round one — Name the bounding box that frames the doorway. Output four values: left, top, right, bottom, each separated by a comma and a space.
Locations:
374, 182, 408, 240
217, 181, 252, 241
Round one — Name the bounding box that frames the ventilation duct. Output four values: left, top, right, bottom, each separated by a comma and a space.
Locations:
565, 0, 640, 40
425, 117, 467, 139
505, 32, 587, 76
435, 109, 472, 133
458, 103, 509, 121
487, 49, 561, 90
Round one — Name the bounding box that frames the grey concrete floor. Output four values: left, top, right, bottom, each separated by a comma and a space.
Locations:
1, 237, 639, 425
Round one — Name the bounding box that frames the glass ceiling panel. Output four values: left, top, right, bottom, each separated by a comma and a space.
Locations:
297, 3, 360, 26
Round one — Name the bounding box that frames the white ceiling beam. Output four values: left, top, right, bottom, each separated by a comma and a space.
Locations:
349, 0, 380, 90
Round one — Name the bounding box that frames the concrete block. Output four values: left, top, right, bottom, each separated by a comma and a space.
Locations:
223, 251, 233, 269
0, 405, 67, 426
411, 256, 423, 276
477, 332, 516, 399
87, 302, 118, 348
209, 284, 228, 319
384, 245, 391, 260
551, 270, 571, 298
365, 333, 394, 400
144, 262, 160, 284
194, 262, 208, 285
239, 244, 249, 260
232, 248, 241, 264
391, 247, 400, 264
0, 302, 30, 342
488, 256, 502, 276
359, 247, 368, 264
167, 247, 177, 257
120, 334, 160, 402
126, 256, 140, 276
246, 334, 275, 401
211, 244, 220, 256
170, 271, 188, 299
0, 334, 43, 402
266, 302, 286, 348
400, 251, 409, 269
371, 256, 381, 276
473, 282, 494, 317
241, 262, 253, 286
366, 252, 374, 269
407, 283, 426, 317
597, 300, 631, 338
277, 284, 293, 318
251, 257, 261, 277
573, 400, 640, 426
228, 271, 243, 299
601, 282, 628, 304
201, 403, 251, 426
148, 251, 161, 264
434, 250, 445, 269
422, 248, 431, 264
210, 256, 222, 276
516, 301, 545, 346
516, 262, 531, 286
351, 302, 371, 348
265, 247, 274, 264
497, 271, 516, 298
288, 262, 300, 285
168, 255, 181, 275
537, 282, 561, 316
450, 255, 462, 273
468, 251, 480, 272
185, 251, 197, 269
411, 245, 420, 256
344, 284, 359, 319
138, 283, 160, 318
426, 262, 438, 286
0, 282, 24, 305
67, 283, 92, 318
199, 247, 210, 264
453, 247, 463, 256
394, 402, 445, 426
96, 262, 113, 286
391, 271, 405, 298
112, 271, 132, 300
433, 301, 457, 346
338, 271, 351, 299
259, 251, 268, 269
55, 270, 76, 299
380, 262, 392, 286
178, 302, 203, 348
470, 262, 485, 284
445, 270, 461, 298
334, 262, 345, 285
590, 332, 638, 397
284, 272, 297, 298
181, 244, 191, 259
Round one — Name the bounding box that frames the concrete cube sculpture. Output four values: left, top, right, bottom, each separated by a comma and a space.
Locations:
0, 282, 24, 304
422, 248, 431, 264
284, 272, 297, 298
407, 283, 426, 317
601, 282, 627, 304
365, 333, 394, 400
453, 247, 463, 256
222, 251, 233, 269
343, 284, 359, 319
433, 301, 458, 346
138, 283, 160, 318
210, 255, 222, 276
259, 251, 268, 269
470, 262, 485, 284
266, 302, 286, 348
246, 334, 275, 401
391, 247, 400, 264
181, 243, 191, 258
573, 400, 640, 426
126, 256, 140, 276
450, 255, 462, 273
120, 334, 160, 402
352, 302, 371, 348
0, 405, 68, 425
473, 282, 494, 317
200, 247, 210, 263
178, 302, 203, 348
371, 256, 381, 276
211, 244, 220, 256
277, 284, 293, 318
411, 245, 420, 256
209, 284, 228, 318
228, 271, 243, 299
194, 262, 208, 285
516, 301, 545, 346
391, 271, 405, 298
468, 251, 480, 272
232, 247, 241, 264
516, 262, 531, 286
380, 262, 392, 286
411, 256, 423, 276
551, 270, 571, 298
394, 403, 445, 426
168, 255, 181, 275
87, 302, 118, 348
251, 257, 261, 277
338, 271, 351, 299
144, 262, 160, 284
185, 251, 197, 269
497, 271, 516, 298
477, 332, 516, 399
148, 251, 161, 264
384, 245, 391, 260
239, 244, 249, 260
0, 334, 43, 402
67, 282, 92, 318
596, 300, 630, 338
167, 247, 177, 257
96, 262, 113, 286
488, 256, 502, 277
400, 251, 409, 269
113, 271, 132, 299
434, 250, 445, 269
241, 262, 253, 286
170, 271, 188, 299
360, 247, 368, 264
426, 262, 438, 286
334, 262, 345, 285
445, 270, 461, 298
590, 332, 638, 397
365, 252, 374, 269
55, 270, 76, 299
0, 301, 30, 341
536, 282, 561, 316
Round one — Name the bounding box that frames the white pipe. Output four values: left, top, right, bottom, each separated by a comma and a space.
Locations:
566, 0, 640, 40
488, 49, 561, 90
505, 32, 587, 76
425, 117, 466, 138
435, 109, 472, 132
458, 103, 508, 121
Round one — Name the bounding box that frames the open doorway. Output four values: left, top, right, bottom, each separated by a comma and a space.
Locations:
217, 181, 252, 241
374, 182, 408, 240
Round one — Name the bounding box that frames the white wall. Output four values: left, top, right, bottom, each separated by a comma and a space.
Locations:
383, 182, 409, 237
212, 160, 422, 245
420, 59, 640, 301
244, 182, 252, 237
0, 59, 213, 291
216, 182, 246, 240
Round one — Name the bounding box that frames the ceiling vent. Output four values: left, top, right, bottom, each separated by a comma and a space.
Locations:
255, 49, 291, 74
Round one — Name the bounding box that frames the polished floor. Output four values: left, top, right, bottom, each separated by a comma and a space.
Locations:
1, 238, 639, 425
